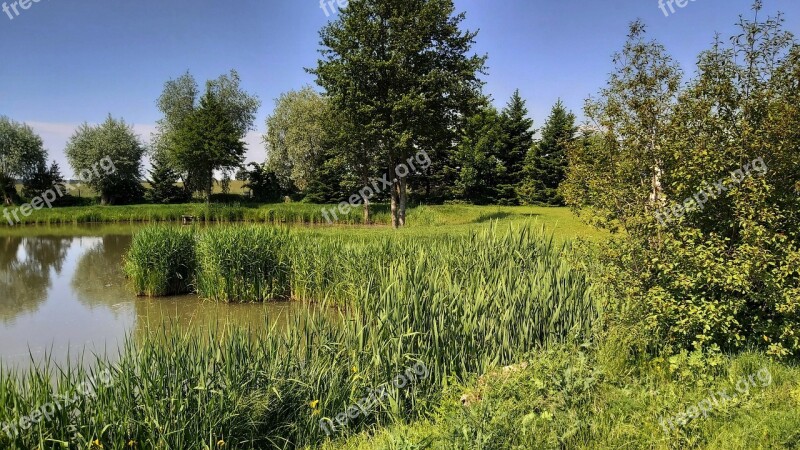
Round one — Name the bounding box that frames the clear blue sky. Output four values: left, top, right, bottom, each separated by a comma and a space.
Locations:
1, 0, 798, 176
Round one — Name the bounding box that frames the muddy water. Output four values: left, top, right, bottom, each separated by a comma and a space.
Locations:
0, 225, 308, 370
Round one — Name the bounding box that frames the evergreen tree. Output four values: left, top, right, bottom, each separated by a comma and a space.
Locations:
496, 90, 534, 204
519, 100, 576, 205
146, 153, 187, 204
22, 161, 66, 203
313, 0, 486, 227
451, 102, 507, 204
242, 162, 282, 202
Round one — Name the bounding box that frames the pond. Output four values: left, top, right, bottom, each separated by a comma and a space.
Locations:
0, 225, 308, 371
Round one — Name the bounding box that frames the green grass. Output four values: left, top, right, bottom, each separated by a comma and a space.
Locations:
0, 224, 599, 449
123, 226, 197, 296
325, 345, 800, 450
0, 203, 607, 240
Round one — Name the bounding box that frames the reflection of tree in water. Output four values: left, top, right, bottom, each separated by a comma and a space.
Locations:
71, 235, 132, 310
0, 236, 71, 323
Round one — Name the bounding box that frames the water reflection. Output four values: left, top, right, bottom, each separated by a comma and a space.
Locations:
0, 226, 309, 371
0, 236, 70, 323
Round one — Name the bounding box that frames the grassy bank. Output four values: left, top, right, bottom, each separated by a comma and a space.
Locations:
326, 344, 800, 450
0, 203, 606, 239
0, 225, 599, 449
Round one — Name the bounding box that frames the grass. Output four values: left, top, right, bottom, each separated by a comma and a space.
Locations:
324, 344, 800, 450
124, 226, 197, 296
0, 224, 599, 449
0, 202, 607, 241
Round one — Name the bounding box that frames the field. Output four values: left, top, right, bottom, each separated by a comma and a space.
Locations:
0, 206, 796, 450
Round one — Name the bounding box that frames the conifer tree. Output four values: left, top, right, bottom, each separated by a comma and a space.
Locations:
519, 100, 576, 205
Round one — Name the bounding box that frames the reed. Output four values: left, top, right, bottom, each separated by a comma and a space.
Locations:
123, 226, 196, 296
0, 224, 601, 448
195, 226, 291, 302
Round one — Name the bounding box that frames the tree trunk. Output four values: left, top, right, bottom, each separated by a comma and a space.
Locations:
391, 179, 400, 228
206, 173, 213, 204
398, 176, 407, 227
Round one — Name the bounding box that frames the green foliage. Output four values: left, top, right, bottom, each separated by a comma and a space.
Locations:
65, 115, 146, 205
563, 9, 800, 357
312, 0, 486, 226
123, 226, 196, 296
451, 103, 507, 204
21, 161, 67, 204
0, 117, 47, 205
519, 100, 575, 206
496, 90, 535, 205
242, 162, 282, 202
145, 153, 188, 204
265, 87, 332, 197
154, 70, 260, 200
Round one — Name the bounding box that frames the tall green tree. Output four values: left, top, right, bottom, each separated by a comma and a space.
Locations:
22, 161, 66, 203
519, 100, 576, 205
496, 90, 534, 204
154, 70, 259, 199
145, 153, 187, 204
451, 102, 507, 204
65, 116, 145, 205
313, 0, 486, 227
172, 88, 247, 201
0, 117, 47, 205
264, 87, 332, 198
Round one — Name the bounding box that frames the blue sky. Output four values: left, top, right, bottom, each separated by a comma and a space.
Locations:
1, 0, 798, 176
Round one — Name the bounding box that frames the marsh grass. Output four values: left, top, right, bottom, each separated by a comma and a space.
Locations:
123, 226, 196, 296
1, 224, 601, 449
196, 227, 291, 302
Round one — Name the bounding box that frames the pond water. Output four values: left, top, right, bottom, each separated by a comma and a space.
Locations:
0, 225, 307, 371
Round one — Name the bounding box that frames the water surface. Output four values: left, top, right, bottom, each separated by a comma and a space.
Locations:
0, 225, 306, 371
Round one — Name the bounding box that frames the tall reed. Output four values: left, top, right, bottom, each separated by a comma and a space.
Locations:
195, 226, 291, 302
123, 226, 196, 296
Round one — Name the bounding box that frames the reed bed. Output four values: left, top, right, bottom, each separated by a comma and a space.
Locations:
123, 226, 196, 296
0, 224, 600, 449
195, 227, 291, 302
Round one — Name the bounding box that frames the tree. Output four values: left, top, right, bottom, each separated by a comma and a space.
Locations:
451, 102, 507, 204
0, 117, 47, 205
313, 0, 486, 227
65, 116, 145, 205
154, 70, 260, 200
22, 161, 66, 203
519, 100, 576, 205
145, 153, 187, 204
564, 6, 800, 357
242, 162, 282, 202
264, 87, 332, 197
172, 88, 247, 201
496, 90, 534, 204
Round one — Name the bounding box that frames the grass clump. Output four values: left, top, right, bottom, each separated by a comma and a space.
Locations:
123, 226, 196, 296
196, 226, 291, 302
